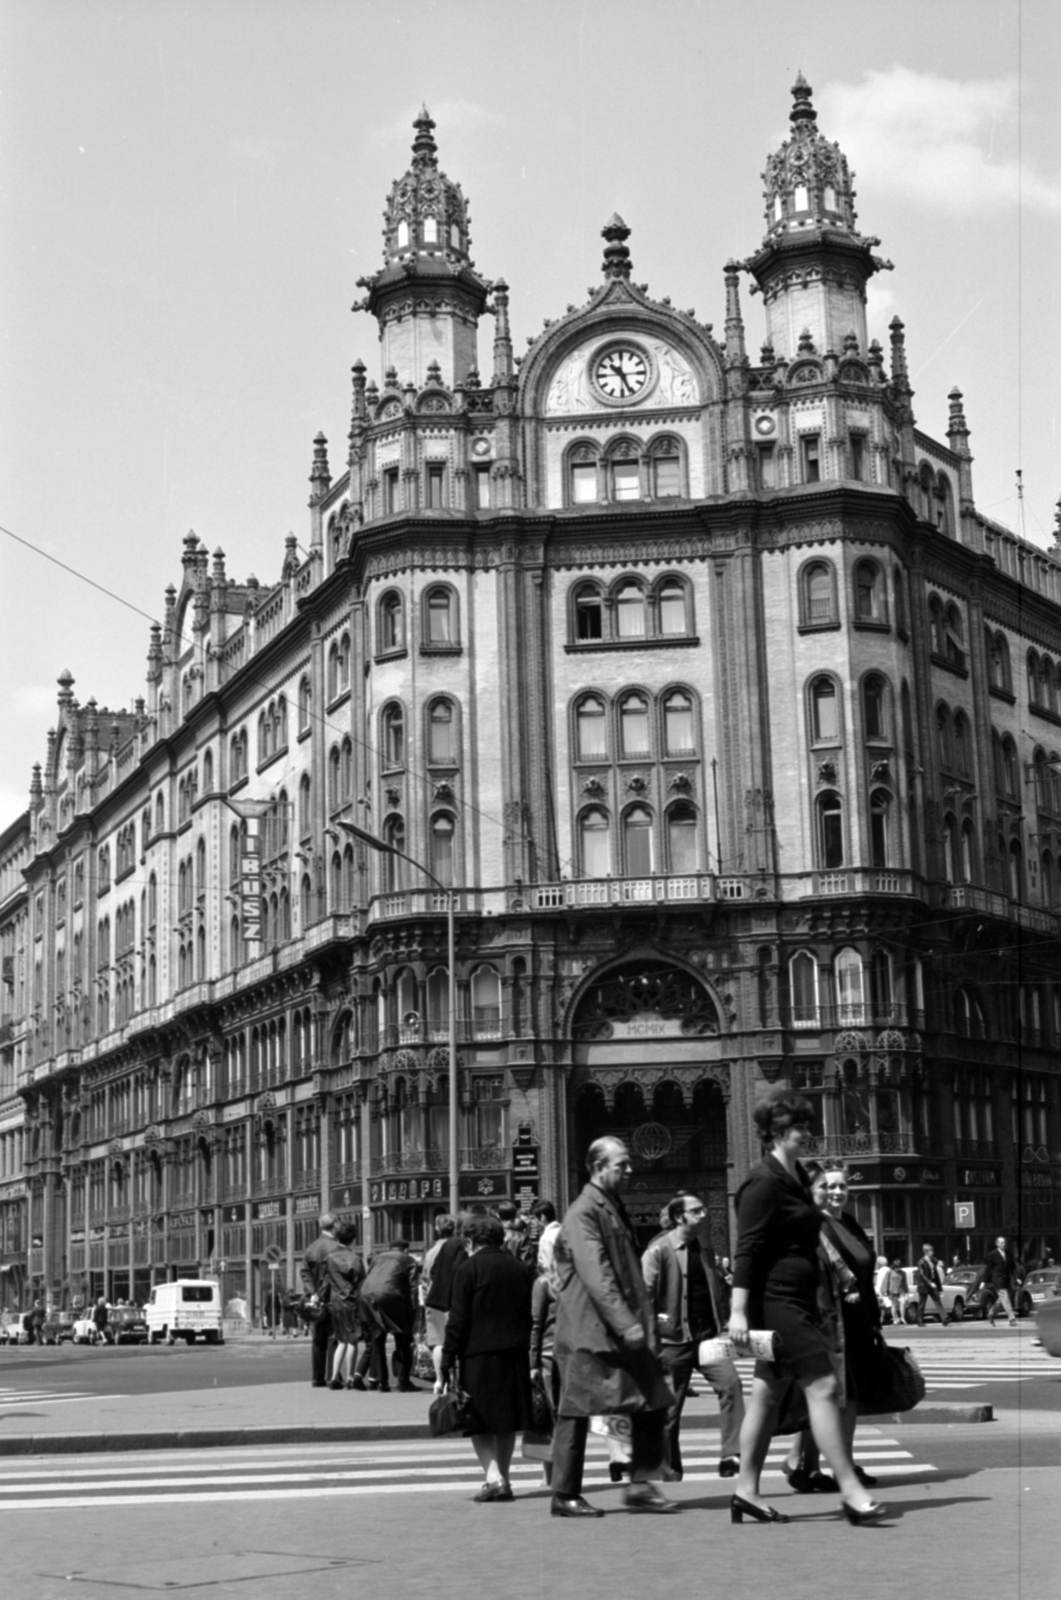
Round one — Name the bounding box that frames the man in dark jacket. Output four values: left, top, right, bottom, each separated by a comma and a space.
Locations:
550, 1137, 676, 1518
981, 1236, 1020, 1327
300, 1212, 344, 1387
359, 1238, 419, 1391
915, 1243, 951, 1326
422, 1214, 468, 1392
642, 1193, 744, 1480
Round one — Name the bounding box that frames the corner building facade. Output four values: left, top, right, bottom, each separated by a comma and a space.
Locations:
13, 84, 1061, 1315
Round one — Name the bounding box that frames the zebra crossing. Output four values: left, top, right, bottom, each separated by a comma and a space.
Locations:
0, 1428, 935, 1512
0, 1385, 111, 1409
717, 1340, 1056, 1394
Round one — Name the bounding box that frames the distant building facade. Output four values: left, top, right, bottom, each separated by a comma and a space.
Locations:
5, 82, 1060, 1316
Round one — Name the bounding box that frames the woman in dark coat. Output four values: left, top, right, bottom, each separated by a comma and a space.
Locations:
727, 1089, 883, 1525
324, 1219, 365, 1389
441, 1213, 534, 1502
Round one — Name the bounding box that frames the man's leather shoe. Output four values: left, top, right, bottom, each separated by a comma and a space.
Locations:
550, 1495, 604, 1518
718, 1456, 740, 1477
623, 1483, 678, 1514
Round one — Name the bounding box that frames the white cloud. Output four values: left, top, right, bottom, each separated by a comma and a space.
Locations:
817, 67, 1061, 215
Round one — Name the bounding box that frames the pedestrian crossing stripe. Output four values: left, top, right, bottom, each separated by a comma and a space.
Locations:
0, 1391, 108, 1406
0, 1434, 936, 1511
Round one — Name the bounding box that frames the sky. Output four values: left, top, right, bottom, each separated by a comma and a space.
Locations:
2, 0, 1059, 833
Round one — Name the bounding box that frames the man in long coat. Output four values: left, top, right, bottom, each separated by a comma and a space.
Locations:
550, 1136, 676, 1517
300, 1212, 344, 1387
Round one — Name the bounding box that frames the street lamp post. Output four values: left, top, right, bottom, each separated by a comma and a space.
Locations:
337, 821, 459, 1224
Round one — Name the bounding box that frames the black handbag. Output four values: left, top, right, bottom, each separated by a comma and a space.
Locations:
428, 1382, 475, 1437
859, 1335, 926, 1414
530, 1372, 553, 1435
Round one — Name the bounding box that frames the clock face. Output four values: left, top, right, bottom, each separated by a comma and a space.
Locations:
594, 345, 650, 401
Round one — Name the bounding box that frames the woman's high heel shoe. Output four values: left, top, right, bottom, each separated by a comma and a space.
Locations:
730, 1494, 791, 1525
841, 1500, 883, 1526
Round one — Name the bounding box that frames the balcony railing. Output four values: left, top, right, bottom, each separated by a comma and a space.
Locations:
370, 1146, 507, 1178
805, 1131, 926, 1159
955, 1138, 999, 1160
332, 1160, 362, 1184
791, 1002, 910, 1031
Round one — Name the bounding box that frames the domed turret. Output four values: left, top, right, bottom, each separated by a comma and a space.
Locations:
745, 77, 891, 361
354, 107, 491, 389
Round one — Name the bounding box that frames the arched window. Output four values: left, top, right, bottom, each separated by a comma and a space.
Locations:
330, 851, 343, 909
299, 774, 311, 837
937, 705, 952, 770
424, 587, 456, 646
951, 713, 970, 776
893, 567, 907, 635
942, 814, 957, 882
299, 875, 313, 929
574, 583, 603, 641
431, 814, 455, 886
665, 802, 699, 873
863, 675, 887, 741
834, 947, 865, 1024
1008, 839, 1023, 901
579, 808, 610, 877
328, 745, 341, 810
854, 560, 885, 624
869, 790, 890, 867
623, 805, 654, 875
428, 700, 456, 764
609, 453, 642, 502
816, 791, 843, 868
426, 969, 449, 1035
800, 560, 836, 627
575, 696, 607, 761
377, 592, 403, 652
656, 579, 688, 636
662, 690, 695, 756
649, 440, 683, 499
614, 581, 647, 638
568, 448, 600, 505
298, 675, 312, 732
961, 819, 976, 884
383, 815, 406, 891
1027, 650, 1041, 705
790, 951, 819, 1026
810, 678, 839, 743
988, 632, 1010, 693
944, 603, 965, 668
471, 968, 501, 1035
382, 703, 405, 769
1000, 736, 1019, 799
342, 847, 355, 908
341, 737, 353, 799
202, 749, 213, 793
155, 792, 165, 832
619, 693, 650, 759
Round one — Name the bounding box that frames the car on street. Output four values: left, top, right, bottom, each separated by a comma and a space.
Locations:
1034, 1291, 1061, 1357
40, 1308, 77, 1345
1023, 1267, 1061, 1312
72, 1314, 102, 1344
110, 1306, 149, 1344
0, 1311, 35, 1345
940, 1266, 987, 1322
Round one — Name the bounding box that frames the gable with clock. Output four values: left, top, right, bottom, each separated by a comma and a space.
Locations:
546, 336, 699, 416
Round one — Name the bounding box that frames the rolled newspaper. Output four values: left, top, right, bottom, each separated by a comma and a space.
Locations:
698, 1330, 779, 1364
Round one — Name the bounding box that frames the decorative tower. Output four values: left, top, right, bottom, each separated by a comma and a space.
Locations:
745, 75, 892, 360
354, 106, 491, 388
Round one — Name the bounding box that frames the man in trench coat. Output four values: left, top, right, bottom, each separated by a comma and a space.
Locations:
550, 1136, 677, 1517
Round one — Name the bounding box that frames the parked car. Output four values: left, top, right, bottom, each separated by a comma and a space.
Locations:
940, 1267, 987, 1322
72, 1315, 101, 1344
0, 1312, 35, 1345
1023, 1267, 1061, 1315
145, 1280, 224, 1345
110, 1306, 149, 1344
40, 1308, 77, 1345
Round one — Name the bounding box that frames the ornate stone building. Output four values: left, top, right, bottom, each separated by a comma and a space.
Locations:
6, 81, 1060, 1315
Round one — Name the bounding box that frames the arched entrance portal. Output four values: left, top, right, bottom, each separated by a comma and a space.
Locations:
568, 961, 731, 1252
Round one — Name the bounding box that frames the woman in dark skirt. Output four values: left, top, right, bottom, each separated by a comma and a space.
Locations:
727, 1088, 884, 1526
441, 1213, 534, 1502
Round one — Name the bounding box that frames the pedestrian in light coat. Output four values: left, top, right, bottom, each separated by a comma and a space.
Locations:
549, 1136, 676, 1518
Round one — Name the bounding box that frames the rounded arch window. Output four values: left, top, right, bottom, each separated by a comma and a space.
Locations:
649, 439, 682, 499
623, 805, 654, 875
662, 689, 695, 756
816, 790, 843, 869
431, 813, 455, 886
378, 591, 404, 653
869, 789, 890, 868
665, 802, 698, 873
854, 559, 885, 624
579, 807, 611, 877
619, 692, 650, 759
568, 447, 599, 505
656, 577, 688, 636
573, 582, 603, 641
863, 675, 888, 741
614, 581, 647, 638
382, 814, 405, 891
834, 947, 865, 1022
424, 586, 456, 646
953, 712, 970, 776
428, 700, 456, 764
801, 560, 836, 626
790, 951, 819, 1026
381, 703, 405, 770
575, 695, 607, 761
810, 677, 840, 744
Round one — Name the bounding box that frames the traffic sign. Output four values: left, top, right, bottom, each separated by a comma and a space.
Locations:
263, 1244, 284, 1264
954, 1201, 977, 1229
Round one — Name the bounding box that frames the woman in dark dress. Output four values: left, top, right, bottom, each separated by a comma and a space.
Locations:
441, 1214, 534, 1502
727, 1089, 883, 1525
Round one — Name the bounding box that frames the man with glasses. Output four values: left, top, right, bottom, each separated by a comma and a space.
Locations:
642, 1193, 744, 1480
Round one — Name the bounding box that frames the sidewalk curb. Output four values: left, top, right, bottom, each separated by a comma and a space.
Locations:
0, 1401, 994, 1456
0, 1421, 432, 1456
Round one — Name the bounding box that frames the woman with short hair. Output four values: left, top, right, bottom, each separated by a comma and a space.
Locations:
727, 1089, 884, 1526
441, 1213, 535, 1502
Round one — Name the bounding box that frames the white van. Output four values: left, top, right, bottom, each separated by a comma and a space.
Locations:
145, 1279, 224, 1345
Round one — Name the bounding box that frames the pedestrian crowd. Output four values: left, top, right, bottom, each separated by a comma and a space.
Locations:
298, 1086, 981, 1522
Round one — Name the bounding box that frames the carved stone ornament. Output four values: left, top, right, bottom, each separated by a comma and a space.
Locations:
385, 786, 402, 808
668, 772, 693, 793
626, 774, 649, 794
870, 760, 891, 785
582, 776, 605, 798
433, 780, 455, 802
255, 1091, 277, 1114
816, 760, 837, 786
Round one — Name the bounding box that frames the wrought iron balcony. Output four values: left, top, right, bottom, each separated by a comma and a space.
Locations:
804, 1131, 926, 1159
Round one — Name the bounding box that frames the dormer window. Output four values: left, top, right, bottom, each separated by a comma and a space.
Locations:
422, 217, 438, 244
396, 220, 410, 249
